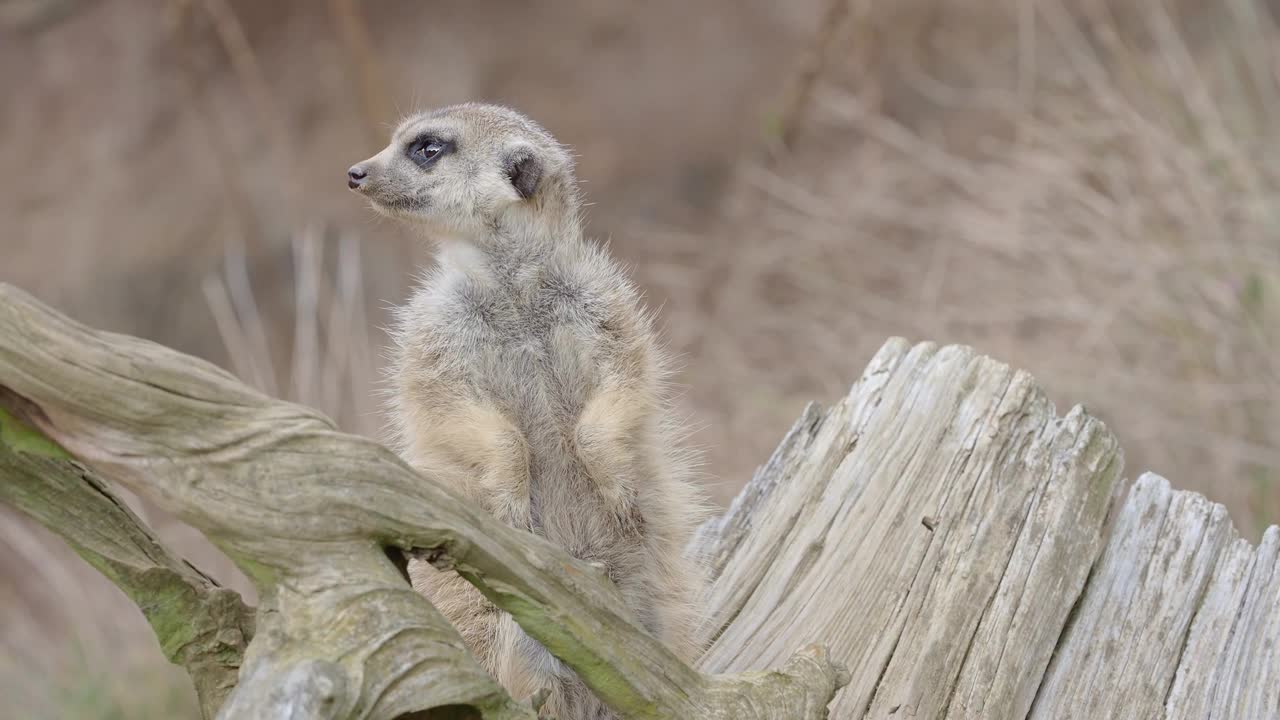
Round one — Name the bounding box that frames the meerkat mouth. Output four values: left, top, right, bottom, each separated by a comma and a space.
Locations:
368, 194, 430, 219
386, 196, 427, 211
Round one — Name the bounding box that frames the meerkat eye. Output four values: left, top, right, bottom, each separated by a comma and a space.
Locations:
408, 138, 448, 167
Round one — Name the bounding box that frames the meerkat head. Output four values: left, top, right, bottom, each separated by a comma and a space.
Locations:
347, 103, 579, 240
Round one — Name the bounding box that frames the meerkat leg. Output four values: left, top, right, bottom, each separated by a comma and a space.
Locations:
408, 399, 533, 528
573, 384, 652, 519
457, 402, 533, 528
541, 676, 615, 720
408, 560, 502, 671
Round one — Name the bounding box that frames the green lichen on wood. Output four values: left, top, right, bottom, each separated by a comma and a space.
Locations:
0, 401, 253, 719
0, 405, 69, 458
462, 575, 662, 718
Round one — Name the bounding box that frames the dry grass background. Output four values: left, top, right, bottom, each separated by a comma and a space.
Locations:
674, 0, 1280, 531
2, 0, 1279, 716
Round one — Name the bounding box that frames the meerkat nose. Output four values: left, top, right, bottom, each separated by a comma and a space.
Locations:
347, 165, 368, 190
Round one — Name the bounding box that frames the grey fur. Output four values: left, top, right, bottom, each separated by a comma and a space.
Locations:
349, 103, 709, 719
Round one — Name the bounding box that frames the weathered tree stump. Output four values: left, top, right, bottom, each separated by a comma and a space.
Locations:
692, 339, 1279, 719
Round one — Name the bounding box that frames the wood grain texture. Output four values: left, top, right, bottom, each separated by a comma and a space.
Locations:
694, 340, 1125, 719
0, 402, 253, 720
1033, 473, 1280, 720
695, 340, 1279, 720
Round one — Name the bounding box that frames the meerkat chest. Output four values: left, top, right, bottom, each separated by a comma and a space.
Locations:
425, 272, 618, 423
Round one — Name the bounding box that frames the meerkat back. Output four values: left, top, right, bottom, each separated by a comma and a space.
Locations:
347, 103, 709, 718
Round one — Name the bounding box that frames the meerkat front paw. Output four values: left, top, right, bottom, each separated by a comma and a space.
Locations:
573, 387, 650, 518
422, 400, 533, 527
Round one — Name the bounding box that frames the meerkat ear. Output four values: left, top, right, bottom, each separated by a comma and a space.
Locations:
503, 145, 543, 201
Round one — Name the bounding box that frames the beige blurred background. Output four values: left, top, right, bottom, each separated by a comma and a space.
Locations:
2, 0, 1278, 716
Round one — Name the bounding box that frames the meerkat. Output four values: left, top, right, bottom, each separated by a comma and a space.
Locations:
346, 103, 708, 719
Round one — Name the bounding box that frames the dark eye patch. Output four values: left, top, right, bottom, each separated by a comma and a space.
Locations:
405, 135, 455, 168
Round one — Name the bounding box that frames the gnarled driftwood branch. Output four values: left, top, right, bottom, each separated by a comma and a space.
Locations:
0, 399, 253, 718
0, 283, 847, 718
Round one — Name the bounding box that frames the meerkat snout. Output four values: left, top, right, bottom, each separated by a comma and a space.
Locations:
347, 164, 368, 189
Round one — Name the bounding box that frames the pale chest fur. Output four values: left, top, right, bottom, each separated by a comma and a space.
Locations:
413, 245, 639, 442
391, 238, 660, 561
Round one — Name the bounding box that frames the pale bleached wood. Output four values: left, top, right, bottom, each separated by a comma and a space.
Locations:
695, 340, 1124, 719
1201, 525, 1280, 718
694, 338, 911, 642
1163, 522, 1280, 719
695, 341, 1280, 720
1162, 535, 1256, 718
693, 400, 826, 585
1028, 473, 1243, 719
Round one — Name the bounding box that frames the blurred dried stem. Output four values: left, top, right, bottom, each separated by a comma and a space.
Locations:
678, 0, 1280, 536
327, 0, 392, 146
